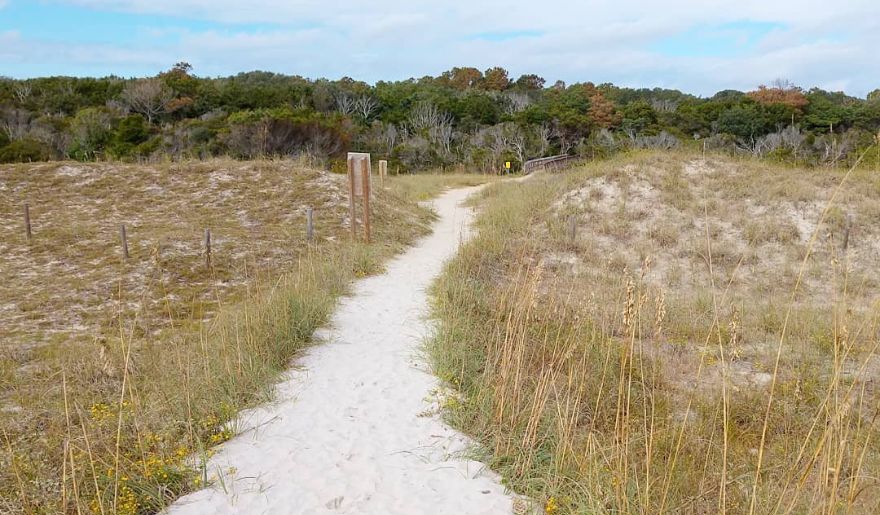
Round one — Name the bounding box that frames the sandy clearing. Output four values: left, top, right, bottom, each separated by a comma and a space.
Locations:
168, 186, 514, 515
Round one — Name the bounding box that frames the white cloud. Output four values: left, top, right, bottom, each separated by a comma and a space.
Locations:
0, 30, 167, 76
8, 0, 880, 95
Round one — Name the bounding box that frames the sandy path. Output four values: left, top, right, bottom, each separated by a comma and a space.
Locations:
168, 186, 514, 515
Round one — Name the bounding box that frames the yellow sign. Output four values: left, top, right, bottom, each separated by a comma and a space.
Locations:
505, 161, 511, 169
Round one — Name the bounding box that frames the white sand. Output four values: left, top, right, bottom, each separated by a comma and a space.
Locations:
168, 186, 514, 515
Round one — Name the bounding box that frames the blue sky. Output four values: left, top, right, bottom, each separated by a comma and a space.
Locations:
1, 0, 878, 96
651, 21, 787, 58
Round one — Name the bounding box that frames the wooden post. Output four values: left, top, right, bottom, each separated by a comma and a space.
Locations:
567, 215, 577, 243
306, 207, 314, 242
365, 154, 372, 198
120, 224, 129, 260
24, 203, 32, 241
205, 229, 212, 269
347, 154, 358, 239
379, 160, 387, 189
360, 157, 372, 243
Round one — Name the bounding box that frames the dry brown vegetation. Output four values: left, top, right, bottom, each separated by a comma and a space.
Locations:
431, 150, 880, 513
0, 158, 449, 513
2, 160, 348, 362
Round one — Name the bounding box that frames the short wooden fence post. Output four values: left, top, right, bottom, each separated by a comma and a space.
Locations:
205, 229, 212, 269
24, 203, 32, 241
120, 224, 129, 260
306, 207, 315, 241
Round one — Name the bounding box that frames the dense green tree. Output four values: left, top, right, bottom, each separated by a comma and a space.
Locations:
108, 114, 151, 158
714, 102, 769, 140
621, 101, 659, 134
455, 92, 502, 128
524, 85, 591, 147
513, 74, 545, 91
711, 90, 746, 102
605, 86, 695, 108
373, 80, 419, 125
662, 100, 700, 137
803, 89, 854, 132
853, 99, 880, 132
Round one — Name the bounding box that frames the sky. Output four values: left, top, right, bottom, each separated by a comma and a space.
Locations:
0, 0, 878, 97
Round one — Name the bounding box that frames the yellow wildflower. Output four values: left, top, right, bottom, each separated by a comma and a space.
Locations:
545, 496, 559, 515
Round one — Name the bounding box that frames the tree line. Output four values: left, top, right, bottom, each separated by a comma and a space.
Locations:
2, 63, 879, 170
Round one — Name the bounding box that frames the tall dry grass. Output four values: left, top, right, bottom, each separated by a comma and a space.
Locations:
430, 149, 880, 513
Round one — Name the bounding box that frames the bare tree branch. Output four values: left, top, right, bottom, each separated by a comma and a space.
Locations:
13, 84, 32, 104
120, 79, 173, 124
354, 96, 378, 120
0, 107, 31, 140
408, 102, 453, 132
334, 93, 357, 116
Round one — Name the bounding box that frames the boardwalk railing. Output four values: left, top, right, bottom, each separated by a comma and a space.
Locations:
522, 154, 578, 174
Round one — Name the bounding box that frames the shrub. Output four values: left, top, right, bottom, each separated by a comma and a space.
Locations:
0, 138, 51, 163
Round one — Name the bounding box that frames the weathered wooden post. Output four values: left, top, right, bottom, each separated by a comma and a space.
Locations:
120, 224, 129, 260
360, 157, 372, 243
306, 207, 314, 242
24, 203, 32, 241
364, 154, 373, 198
348, 152, 374, 242
347, 153, 359, 239
379, 160, 388, 189
567, 215, 577, 243
205, 229, 212, 269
